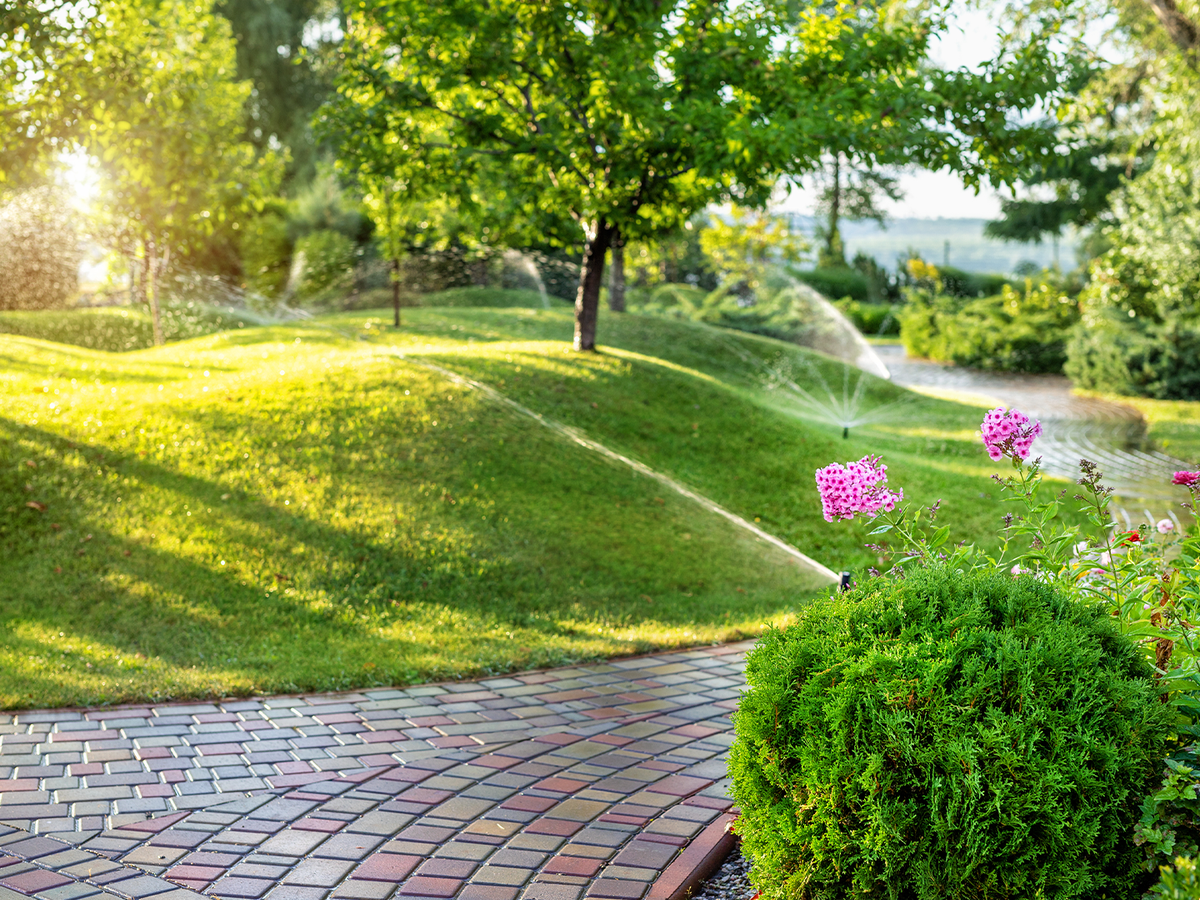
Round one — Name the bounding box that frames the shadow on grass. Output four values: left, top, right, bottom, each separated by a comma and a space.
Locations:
0, 352, 819, 707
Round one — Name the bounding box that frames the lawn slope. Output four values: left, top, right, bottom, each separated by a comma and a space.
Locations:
3, 307, 1010, 708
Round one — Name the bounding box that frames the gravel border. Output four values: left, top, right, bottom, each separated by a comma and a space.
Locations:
689, 848, 757, 900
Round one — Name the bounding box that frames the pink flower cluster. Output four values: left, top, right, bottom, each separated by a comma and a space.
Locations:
981, 407, 1042, 462
1173, 471, 1200, 486
815, 455, 903, 523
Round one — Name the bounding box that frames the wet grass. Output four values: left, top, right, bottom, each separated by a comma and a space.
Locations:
3, 307, 1020, 709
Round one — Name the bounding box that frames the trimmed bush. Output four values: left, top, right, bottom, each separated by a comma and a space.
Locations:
730, 565, 1173, 900
937, 265, 1011, 299
0, 303, 257, 352
794, 267, 871, 303
833, 298, 900, 337
899, 282, 1079, 373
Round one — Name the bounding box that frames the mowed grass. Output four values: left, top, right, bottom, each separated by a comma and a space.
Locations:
4, 305, 1017, 709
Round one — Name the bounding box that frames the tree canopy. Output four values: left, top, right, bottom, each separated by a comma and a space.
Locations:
325, 0, 1068, 349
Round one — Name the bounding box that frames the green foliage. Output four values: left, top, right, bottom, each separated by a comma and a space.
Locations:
936, 266, 1013, 299
1066, 307, 1200, 399
1137, 747, 1200, 871
900, 281, 1080, 373
832, 298, 900, 337
214, 0, 336, 185
238, 198, 292, 298
729, 565, 1174, 900
700, 209, 808, 293
985, 131, 1136, 247
0, 186, 81, 310
1156, 857, 1200, 899
625, 217, 717, 292
626, 274, 869, 348
793, 268, 871, 303
293, 229, 358, 306
418, 287, 550, 309
0, 305, 258, 352
82, 0, 275, 266
1064, 128, 1200, 399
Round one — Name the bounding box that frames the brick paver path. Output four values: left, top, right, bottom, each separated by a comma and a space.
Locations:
0, 643, 752, 900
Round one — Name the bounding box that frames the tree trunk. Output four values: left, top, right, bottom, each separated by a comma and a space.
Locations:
1142, 0, 1199, 55
574, 221, 615, 351
392, 256, 402, 327
822, 154, 844, 268
609, 233, 626, 312
146, 240, 164, 347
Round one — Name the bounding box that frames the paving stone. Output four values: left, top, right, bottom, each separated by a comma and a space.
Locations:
470, 866, 532, 888
458, 885, 517, 900
349, 854, 419, 883
282, 859, 354, 888
255, 832, 328, 858
500, 834, 561, 855
329, 881, 392, 900
38, 883, 104, 900
211, 877, 274, 899
520, 884, 581, 900
104, 874, 181, 898
397, 877, 461, 898
0, 868, 73, 893
543, 857, 602, 878
120, 848, 187, 868
264, 887, 328, 900
414, 859, 476, 879
309, 834, 383, 861
585, 881, 645, 900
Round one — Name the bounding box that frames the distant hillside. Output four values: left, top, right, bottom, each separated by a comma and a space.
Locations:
784, 215, 1079, 276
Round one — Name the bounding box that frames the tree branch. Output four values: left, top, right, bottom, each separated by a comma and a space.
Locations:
1142, 0, 1199, 60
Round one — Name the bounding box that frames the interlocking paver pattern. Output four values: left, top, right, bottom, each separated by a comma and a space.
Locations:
0, 643, 751, 900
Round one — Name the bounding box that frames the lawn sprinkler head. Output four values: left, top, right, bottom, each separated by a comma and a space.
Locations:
843, 426, 849, 440
839, 571, 853, 592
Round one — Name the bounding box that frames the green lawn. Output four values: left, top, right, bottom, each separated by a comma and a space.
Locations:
2, 305, 1019, 709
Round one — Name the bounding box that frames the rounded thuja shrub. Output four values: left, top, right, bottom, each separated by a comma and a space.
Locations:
729, 566, 1175, 900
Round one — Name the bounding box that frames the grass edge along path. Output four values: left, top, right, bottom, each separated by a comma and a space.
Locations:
2, 318, 839, 709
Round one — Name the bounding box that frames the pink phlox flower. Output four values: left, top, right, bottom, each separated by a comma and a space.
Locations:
815, 455, 904, 523
981, 407, 1042, 462
1173, 471, 1200, 486
1158, 518, 1175, 534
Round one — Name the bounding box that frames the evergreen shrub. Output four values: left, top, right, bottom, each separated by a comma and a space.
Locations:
832, 297, 899, 336
729, 565, 1173, 900
794, 267, 871, 303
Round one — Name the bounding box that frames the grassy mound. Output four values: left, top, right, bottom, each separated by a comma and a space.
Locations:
0, 305, 260, 352
3, 307, 1024, 708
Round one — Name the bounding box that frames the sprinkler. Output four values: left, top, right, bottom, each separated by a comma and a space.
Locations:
843, 426, 849, 439
839, 571, 853, 592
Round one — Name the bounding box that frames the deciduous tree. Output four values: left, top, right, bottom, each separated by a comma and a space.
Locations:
81, 0, 275, 343
327, 0, 1066, 350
